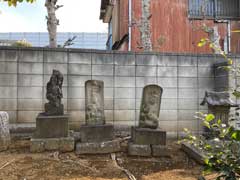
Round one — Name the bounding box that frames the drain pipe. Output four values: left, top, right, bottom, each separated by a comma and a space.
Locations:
227, 20, 231, 53
128, 0, 132, 51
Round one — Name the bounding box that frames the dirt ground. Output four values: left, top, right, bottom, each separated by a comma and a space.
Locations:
0, 138, 205, 180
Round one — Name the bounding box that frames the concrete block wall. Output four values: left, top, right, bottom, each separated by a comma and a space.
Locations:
0, 47, 232, 137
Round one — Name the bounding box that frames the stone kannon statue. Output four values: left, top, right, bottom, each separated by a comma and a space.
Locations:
85, 80, 105, 125
139, 85, 163, 129
44, 69, 64, 116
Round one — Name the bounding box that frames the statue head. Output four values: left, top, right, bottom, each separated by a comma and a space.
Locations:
51, 69, 63, 87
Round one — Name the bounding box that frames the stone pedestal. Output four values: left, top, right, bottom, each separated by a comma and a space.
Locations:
30, 114, 74, 152
80, 124, 114, 142
30, 137, 74, 153
131, 127, 166, 145
76, 139, 121, 154
76, 124, 120, 154
34, 114, 69, 138
0, 112, 10, 151
128, 127, 168, 157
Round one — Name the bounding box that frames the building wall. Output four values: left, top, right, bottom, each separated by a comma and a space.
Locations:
113, 0, 240, 53
0, 47, 236, 137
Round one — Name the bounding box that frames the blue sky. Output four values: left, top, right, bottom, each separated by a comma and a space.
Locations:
0, 0, 108, 32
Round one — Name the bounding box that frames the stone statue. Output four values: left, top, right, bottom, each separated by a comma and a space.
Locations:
85, 80, 105, 125
139, 85, 163, 129
0, 112, 10, 151
44, 69, 64, 116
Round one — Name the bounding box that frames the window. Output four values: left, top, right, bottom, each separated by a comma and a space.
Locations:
189, 0, 240, 19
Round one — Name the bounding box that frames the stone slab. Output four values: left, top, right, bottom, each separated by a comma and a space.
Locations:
85, 80, 105, 125
80, 124, 114, 143
128, 143, 151, 157
0, 112, 10, 151
30, 137, 74, 153
181, 142, 205, 164
152, 145, 170, 157
131, 127, 166, 145
75, 140, 121, 154
35, 114, 69, 138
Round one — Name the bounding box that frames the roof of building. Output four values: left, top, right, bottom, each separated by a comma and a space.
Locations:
100, 0, 109, 20
200, 91, 237, 107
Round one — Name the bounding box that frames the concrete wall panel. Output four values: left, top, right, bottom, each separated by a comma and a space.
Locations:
0, 47, 224, 135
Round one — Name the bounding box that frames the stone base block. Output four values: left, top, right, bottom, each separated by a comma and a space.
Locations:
44, 103, 64, 116
152, 145, 170, 157
76, 140, 121, 154
80, 124, 114, 143
128, 143, 151, 157
30, 137, 74, 153
128, 143, 169, 157
131, 127, 166, 145
35, 114, 69, 138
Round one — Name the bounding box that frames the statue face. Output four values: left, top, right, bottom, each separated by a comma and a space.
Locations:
50, 75, 58, 85
57, 76, 63, 86
148, 90, 158, 105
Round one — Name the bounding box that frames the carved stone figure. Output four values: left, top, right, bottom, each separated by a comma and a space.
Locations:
139, 85, 163, 129
0, 112, 10, 151
85, 80, 105, 125
44, 69, 64, 116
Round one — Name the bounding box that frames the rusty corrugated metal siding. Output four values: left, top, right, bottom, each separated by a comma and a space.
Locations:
117, 0, 240, 53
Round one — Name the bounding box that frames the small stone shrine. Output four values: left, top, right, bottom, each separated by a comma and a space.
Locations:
76, 80, 120, 154
201, 91, 237, 136
128, 85, 168, 157
0, 112, 10, 151
30, 70, 74, 152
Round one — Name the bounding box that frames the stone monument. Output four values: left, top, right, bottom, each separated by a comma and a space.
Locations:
128, 85, 168, 157
0, 112, 10, 151
76, 80, 120, 154
30, 69, 74, 152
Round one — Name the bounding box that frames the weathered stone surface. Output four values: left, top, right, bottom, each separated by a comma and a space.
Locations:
30, 139, 45, 153
76, 140, 121, 154
44, 69, 64, 116
0, 112, 10, 151
131, 127, 166, 145
80, 124, 114, 143
181, 142, 205, 164
152, 145, 170, 157
45, 138, 60, 151
30, 137, 74, 153
139, 85, 163, 129
35, 114, 69, 138
85, 80, 105, 125
59, 137, 75, 152
128, 143, 151, 157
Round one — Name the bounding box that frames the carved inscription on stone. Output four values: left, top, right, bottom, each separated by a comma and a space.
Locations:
85, 80, 105, 125
139, 85, 163, 129
0, 112, 10, 150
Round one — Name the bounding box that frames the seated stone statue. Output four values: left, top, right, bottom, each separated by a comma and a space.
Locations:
139, 104, 159, 129
138, 85, 162, 129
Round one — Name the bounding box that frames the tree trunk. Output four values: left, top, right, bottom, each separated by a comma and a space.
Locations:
140, 0, 152, 52
45, 0, 59, 48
